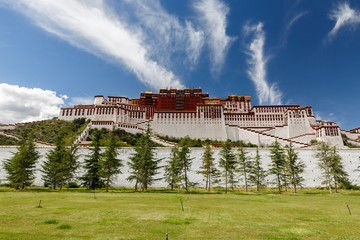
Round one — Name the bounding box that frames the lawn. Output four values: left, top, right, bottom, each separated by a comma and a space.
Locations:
0, 188, 359, 239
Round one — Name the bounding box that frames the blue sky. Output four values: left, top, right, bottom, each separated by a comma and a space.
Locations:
0, 0, 359, 130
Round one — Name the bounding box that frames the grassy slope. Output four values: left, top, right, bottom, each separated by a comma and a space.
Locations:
5, 119, 158, 147
0, 135, 20, 146
90, 128, 164, 147
6, 119, 88, 145
0, 188, 359, 239
156, 134, 258, 148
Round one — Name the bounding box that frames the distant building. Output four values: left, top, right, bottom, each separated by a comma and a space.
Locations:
59, 88, 347, 148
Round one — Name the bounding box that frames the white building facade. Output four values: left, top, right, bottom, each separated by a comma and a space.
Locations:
58, 88, 353, 148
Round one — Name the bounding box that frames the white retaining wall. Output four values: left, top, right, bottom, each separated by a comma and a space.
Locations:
0, 147, 359, 189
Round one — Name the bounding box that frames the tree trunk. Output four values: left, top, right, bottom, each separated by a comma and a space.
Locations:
184, 167, 188, 193
106, 177, 109, 192
225, 171, 228, 194
67, 177, 70, 192
334, 178, 338, 193
327, 171, 332, 196
205, 174, 208, 190
277, 173, 281, 194
244, 171, 248, 192
257, 173, 259, 191
208, 175, 211, 192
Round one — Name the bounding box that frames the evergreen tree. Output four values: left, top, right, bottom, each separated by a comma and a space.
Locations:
127, 123, 161, 191
81, 129, 103, 190
100, 133, 122, 192
219, 140, 236, 193
164, 146, 182, 190
315, 142, 333, 195
285, 143, 305, 193
268, 140, 286, 194
3, 136, 40, 191
41, 136, 67, 189
249, 148, 266, 191
329, 146, 349, 193
197, 144, 219, 191
237, 147, 252, 192
63, 144, 80, 192
178, 136, 193, 193
127, 136, 143, 191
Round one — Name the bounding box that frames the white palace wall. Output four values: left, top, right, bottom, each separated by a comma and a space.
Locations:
1, 147, 359, 188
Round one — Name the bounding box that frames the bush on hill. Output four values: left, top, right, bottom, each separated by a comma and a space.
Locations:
0, 135, 20, 146
156, 135, 257, 148
6, 118, 88, 145
87, 128, 163, 147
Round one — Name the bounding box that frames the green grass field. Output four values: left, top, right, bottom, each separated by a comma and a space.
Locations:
0, 188, 359, 240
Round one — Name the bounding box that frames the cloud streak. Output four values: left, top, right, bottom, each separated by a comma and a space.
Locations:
0, 83, 67, 123
244, 22, 282, 105
4, 0, 184, 89
125, 0, 205, 68
194, 0, 235, 75
328, 2, 360, 40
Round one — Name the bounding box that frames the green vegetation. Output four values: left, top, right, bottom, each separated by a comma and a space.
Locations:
268, 140, 286, 194
42, 136, 80, 191
0, 135, 20, 145
197, 144, 219, 191
6, 118, 88, 145
4, 118, 162, 147
127, 124, 161, 191
3, 136, 40, 191
0, 188, 360, 239
100, 133, 123, 192
156, 134, 258, 147
80, 130, 104, 190
88, 128, 163, 147
285, 143, 305, 193
219, 140, 236, 193
342, 133, 360, 148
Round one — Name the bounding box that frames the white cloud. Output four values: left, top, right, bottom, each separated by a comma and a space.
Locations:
0, 83, 67, 123
125, 0, 205, 68
4, 0, 184, 89
280, 11, 309, 48
244, 22, 282, 105
69, 97, 94, 106
287, 11, 308, 33
194, 0, 235, 75
328, 2, 360, 40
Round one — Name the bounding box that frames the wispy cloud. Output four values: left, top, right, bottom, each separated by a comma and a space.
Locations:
125, 0, 205, 69
243, 22, 282, 105
328, 2, 360, 40
279, 11, 308, 47
0, 83, 67, 123
287, 11, 308, 34
194, 0, 235, 75
4, 0, 184, 89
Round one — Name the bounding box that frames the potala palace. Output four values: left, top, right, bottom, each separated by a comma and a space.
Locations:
59, 88, 360, 148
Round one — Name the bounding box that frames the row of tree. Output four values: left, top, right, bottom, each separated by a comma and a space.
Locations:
3, 128, 359, 194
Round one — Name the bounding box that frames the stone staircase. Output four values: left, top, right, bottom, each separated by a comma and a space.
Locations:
150, 135, 177, 147
226, 124, 311, 148
74, 122, 92, 145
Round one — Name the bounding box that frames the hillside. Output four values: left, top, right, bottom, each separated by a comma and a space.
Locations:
86, 128, 164, 147
4, 118, 163, 147
0, 135, 20, 146
5, 118, 88, 145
